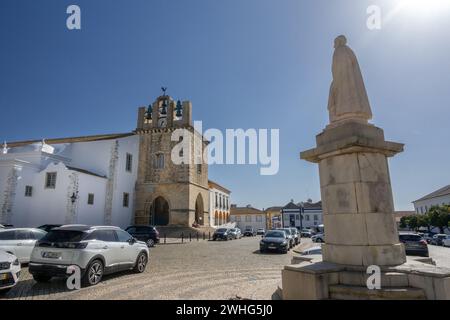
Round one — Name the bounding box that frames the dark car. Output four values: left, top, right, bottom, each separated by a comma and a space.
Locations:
125, 225, 159, 247
260, 230, 289, 254
276, 228, 294, 248
431, 234, 448, 246
37, 224, 62, 232
243, 227, 256, 237
399, 233, 429, 257
213, 228, 232, 241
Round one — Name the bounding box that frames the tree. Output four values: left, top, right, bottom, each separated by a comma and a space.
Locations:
407, 215, 419, 231
417, 214, 431, 232
427, 205, 450, 234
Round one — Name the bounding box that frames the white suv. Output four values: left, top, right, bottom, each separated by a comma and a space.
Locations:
0, 250, 21, 294
29, 225, 149, 287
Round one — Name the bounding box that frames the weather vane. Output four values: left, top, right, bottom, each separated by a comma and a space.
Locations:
161, 87, 168, 96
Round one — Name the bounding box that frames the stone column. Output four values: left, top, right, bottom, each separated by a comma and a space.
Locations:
301, 121, 406, 266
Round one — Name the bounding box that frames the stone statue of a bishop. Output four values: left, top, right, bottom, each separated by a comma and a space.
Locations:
328, 35, 373, 124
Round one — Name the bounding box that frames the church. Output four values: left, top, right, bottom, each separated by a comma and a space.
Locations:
0, 93, 230, 229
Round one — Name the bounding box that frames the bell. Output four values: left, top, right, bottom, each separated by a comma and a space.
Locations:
176, 100, 183, 117
146, 105, 152, 119
161, 99, 168, 115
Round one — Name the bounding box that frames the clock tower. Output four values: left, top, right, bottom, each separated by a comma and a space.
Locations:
134, 91, 209, 227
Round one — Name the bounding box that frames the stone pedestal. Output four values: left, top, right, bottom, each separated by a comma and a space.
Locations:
301, 121, 406, 266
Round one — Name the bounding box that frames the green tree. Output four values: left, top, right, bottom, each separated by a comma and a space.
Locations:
407, 215, 419, 231
427, 205, 450, 234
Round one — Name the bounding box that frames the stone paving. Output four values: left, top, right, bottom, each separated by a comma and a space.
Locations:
0, 236, 298, 300
1, 237, 448, 300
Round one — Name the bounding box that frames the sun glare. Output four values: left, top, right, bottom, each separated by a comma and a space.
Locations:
396, 0, 450, 17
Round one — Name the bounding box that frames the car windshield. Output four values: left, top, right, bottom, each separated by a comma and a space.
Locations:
399, 234, 422, 241
265, 231, 284, 238
282, 229, 291, 235
40, 230, 87, 243
217, 228, 228, 232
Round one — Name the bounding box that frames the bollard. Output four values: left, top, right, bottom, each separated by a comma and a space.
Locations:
164, 233, 166, 244
197, 232, 199, 241
203, 232, 205, 240
181, 232, 184, 243
189, 233, 192, 242
209, 232, 211, 240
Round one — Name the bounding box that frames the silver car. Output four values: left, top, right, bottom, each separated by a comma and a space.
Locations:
29, 225, 149, 287
0, 228, 47, 263
228, 228, 242, 239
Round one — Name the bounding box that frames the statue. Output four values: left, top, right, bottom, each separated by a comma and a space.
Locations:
327, 35, 373, 124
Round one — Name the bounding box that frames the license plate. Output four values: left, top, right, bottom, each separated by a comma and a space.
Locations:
0, 273, 8, 280
269, 246, 276, 249
42, 251, 61, 259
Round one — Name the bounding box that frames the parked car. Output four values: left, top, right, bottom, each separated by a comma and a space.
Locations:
260, 230, 289, 254
300, 246, 322, 256
228, 228, 242, 239
0, 250, 21, 294
399, 233, 429, 257
442, 235, 450, 247
29, 225, 149, 287
311, 233, 325, 243
276, 228, 294, 249
0, 228, 47, 263
256, 228, 265, 235
213, 228, 232, 241
301, 231, 312, 238
290, 228, 300, 245
431, 234, 448, 246
125, 225, 160, 247
243, 227, 257, 237
37, 225, 62, 232
301, 228, 316, 235
422, 233, 436, 244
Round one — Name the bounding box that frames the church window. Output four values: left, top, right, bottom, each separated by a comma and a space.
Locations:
154, 154, 165, 169
25, 186, 33, 197
123, 193, 130, 208
88, 193, 95, 205
197, 164, 202, 174
45, 172, 57, 189
126, 153, 133, 172
215, 193, 218, 208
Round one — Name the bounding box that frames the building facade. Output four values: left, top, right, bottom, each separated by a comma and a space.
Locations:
264, 206, 282, 229
208, 180, 231, 227
229, 205, 266, 231
0, 94, 226, 229
413, 185, 450, 214
281, 200, 323, 230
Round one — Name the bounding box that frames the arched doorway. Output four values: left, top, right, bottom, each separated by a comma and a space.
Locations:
149, 196, 169, 226
195, 194, 204, 226
214, 211, 219, 226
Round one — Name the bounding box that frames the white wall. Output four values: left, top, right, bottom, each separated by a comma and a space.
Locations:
413, 195, 450, 214
230, 214, 266, 231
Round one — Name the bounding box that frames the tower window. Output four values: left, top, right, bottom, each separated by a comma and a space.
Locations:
126, 153, 133, 172
154, 154, 165, 169
197, 164, 202, 174
123, 193, 130, 208
45, 172, 57, 189
25, 186, 33, 197
88, 193, 95, 205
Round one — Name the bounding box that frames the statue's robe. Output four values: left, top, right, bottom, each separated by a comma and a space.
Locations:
328, 44, 373, 123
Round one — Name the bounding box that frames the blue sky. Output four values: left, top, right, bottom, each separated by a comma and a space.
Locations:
1, 0, 449, 211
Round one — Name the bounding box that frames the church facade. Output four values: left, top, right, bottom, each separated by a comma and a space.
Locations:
0, 94, 226, 229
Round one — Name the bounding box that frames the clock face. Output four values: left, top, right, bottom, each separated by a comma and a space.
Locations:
158, 117, 167, 128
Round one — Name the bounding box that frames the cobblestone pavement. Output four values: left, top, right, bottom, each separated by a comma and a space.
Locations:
0, 237, 298, 300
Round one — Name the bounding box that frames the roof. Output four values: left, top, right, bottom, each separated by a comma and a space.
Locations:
265, 206, 282, 212
5, 132, 135, 148
282, 202, 301, 210
230, 206, 265, 215
208, 180, 231, 194
394, 211, 416, 222
413, 185, 450, 203
67, 166, 107, 179
55, 225, 121, 231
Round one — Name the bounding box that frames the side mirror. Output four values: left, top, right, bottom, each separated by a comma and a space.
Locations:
128, 237, 137, 245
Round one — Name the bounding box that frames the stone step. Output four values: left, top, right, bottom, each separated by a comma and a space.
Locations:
329, 284, 426, 300
339, 271, 409, 287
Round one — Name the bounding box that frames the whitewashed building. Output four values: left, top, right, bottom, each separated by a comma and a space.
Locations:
208, 180, 231, 227
229, 205, 266, 231
0, 134, 139, 228
413, 185, 450, 214
281, 200, 323, 230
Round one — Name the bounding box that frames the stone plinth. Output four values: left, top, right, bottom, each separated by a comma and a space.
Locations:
301, 121, 406, 267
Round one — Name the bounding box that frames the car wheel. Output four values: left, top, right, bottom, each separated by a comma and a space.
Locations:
146, 239, 155, 247
33, 275, 52, 283
134, 252, 148, 273
82, 259, 104, 287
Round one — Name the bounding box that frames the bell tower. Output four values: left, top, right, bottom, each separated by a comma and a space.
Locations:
134, 89, 209, 228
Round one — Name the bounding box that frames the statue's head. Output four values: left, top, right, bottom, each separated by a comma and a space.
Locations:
334, 35, 347, 48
